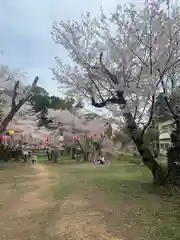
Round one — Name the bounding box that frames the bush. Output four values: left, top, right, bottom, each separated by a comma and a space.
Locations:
0, 147, 11, 161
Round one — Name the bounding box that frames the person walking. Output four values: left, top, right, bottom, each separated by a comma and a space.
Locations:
31, 154, 37, 164
23, 149, 28, 162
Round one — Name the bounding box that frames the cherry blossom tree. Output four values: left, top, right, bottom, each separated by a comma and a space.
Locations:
3, 108, 39, 146
51, 0, 180, 184
111, 129, 132, 155
45, 108, 112, 160
0, 65, 38, 135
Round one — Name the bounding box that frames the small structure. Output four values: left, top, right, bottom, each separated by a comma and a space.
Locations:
157, 120, 174, 152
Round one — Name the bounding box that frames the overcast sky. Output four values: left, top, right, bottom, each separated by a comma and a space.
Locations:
0, 0, 142, 95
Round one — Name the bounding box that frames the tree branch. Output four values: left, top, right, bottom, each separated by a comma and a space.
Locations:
87, 70, 104, 102
130, 49, 149, 68
91, 95, 119, 108
161, 79, 176, 118
0, 76, 39, 135
99, 53, 119, 85
141, 94, 155, 138
12, 80, 20, 108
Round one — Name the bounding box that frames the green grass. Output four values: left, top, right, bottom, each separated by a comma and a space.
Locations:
0, 156, 179, 239
37, 154, 73, 162
54, 182, 75, 200
51, 159, 180, 240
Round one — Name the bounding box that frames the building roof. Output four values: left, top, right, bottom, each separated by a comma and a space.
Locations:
159, 132, 170, 140
158, 120, 173, 127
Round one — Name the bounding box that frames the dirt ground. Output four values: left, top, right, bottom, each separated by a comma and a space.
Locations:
0, 163, 122, 240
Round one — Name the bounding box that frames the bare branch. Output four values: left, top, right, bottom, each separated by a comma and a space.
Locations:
161, 79, 176, 118
130, 49, 149, 68
0, 76, 39, 134
87, 70, 104, 102
99, 53, 119, 85
11, 81, 20, 108
141, 94, 155, 138
91, 94, 118, 108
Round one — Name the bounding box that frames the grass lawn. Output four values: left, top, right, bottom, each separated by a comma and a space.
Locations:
52, 161, 179, 240
0, 157, 179, 239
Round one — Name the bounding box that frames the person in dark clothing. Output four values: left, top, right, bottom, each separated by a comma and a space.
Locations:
46, 150, 50, 161
97, 155, 105, 164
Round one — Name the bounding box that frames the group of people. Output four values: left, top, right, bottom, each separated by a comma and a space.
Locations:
46, 147, 59, 162
22, 149, 37, 164
93, 154, 110, 165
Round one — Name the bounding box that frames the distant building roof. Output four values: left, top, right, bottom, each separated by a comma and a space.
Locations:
158, 120, 173, 127
159, 132, 170, 140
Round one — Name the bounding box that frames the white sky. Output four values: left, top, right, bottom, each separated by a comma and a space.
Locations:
0, 0, 144, 96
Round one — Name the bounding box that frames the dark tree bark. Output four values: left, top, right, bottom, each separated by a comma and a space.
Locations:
165, 119, 180, 184
122, 109, 165, 184
89, 54, 165, 184
91, 94, 165, 184
46, 151, 52, 161
82, 151, 89, 162
0, 77, 39, 135
159, 78, 180, 185
72, 147, 76, 159
51, 149, 58, 163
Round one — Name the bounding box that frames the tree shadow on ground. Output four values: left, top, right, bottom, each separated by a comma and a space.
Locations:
0, 161, 28, 171
0, 164, 8, 171
141, 182, 180, 198
41, 160, 83, 166
91, 173, 180, 201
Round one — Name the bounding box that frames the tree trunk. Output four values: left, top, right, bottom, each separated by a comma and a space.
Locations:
91, 92, 165, 184
72, 147, 75, 159
166, 146, 180, 184
0, 106, 20, 135
47, 151, 52, 161
166, 121, 180, 185
123, 111, 165, 185
138, 145, 165, 184
0, 76, 39, 135
52, 150, 58, 163
83, 151, 89, 162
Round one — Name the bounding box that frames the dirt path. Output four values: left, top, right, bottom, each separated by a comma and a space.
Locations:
0, 163, 55, 240
47, 191, 122, 240
0, 163, 122, 240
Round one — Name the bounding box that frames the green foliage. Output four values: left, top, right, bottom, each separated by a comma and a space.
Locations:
0, 107, 3, 121
48, 96, 76, 110
31, 86, 49, 96
29, 86, 83, 127
84, 112, 101, 121
0, 144, 11, 161
74, 140, 81, 148
37, 108, 51, 127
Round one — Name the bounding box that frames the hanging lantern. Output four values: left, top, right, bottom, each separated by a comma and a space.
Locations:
9, 130, 15, 135
44, 136, 49, 142
59, 135, 64, 142
2, 135, 6, 141
73, 135, 78, 140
